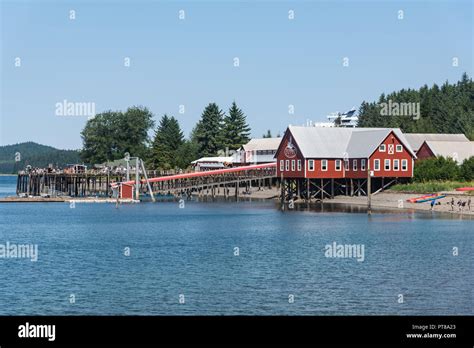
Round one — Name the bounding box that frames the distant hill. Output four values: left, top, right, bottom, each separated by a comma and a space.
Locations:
0, 142, 81, 174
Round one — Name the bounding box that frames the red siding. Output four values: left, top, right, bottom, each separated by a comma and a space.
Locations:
276, 131, 305, 178
345, 158, 368, 179
416, 142, 435, 161
276, 129, 414, 179
305, 159, 344, 179
368, 132, 413, 177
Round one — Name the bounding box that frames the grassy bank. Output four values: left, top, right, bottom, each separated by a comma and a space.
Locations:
390, 181, 474, 193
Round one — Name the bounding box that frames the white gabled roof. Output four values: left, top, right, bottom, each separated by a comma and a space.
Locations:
404, 133, 469, 152
424, 141, 473, 164
285, 126, 416, 159
242, 138, 282, 151
191, 156, 233, 164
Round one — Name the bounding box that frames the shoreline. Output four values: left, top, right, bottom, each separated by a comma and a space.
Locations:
1, 187, 472, 216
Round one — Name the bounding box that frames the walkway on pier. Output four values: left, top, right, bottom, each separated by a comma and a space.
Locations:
118, 163, 277, 198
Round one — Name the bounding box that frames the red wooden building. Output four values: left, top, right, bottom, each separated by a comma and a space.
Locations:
275, 126, 416, 199
416, 140, 473, 164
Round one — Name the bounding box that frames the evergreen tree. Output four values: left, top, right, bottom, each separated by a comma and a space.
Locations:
222, 101, 251, 150
149, 115, 184, 170
357, 73, 474, 140
194, 103, 225, 157
262, 130, 272, 138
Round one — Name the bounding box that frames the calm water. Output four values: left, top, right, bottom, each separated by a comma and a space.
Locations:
0, 175, 16, 197
0, 177, 472, 315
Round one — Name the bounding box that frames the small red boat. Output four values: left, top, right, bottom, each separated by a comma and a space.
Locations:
455, 187, 474, 191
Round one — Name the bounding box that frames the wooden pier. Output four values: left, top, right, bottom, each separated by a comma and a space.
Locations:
15, 165, 278, 199
16, 173, 127, 197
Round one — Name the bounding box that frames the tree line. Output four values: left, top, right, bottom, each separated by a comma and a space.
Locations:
80, 102, 251, 170
357, 73, 474, 140
414, 157, 473, 182
0, 142, 81, 174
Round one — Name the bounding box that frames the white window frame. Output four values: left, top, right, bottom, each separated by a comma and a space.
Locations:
361, 159, 366, 171
353, 159, 357, 171
384, 159, 391, 171
297, 160, 301, 171
374, 159, 380, 171
280, 160, 284, 171
308, 159, 315, 171
344, 159, 349, 171
291, 160, 295, 171
388, 144, 394, 154
402, 159, 408, 171
396, 144, 403, 153
335, 159, 341, 171
321, 159, 328, 171
379, 144, 386, 152
285, 160, 289, 171
393, 159, 400, 171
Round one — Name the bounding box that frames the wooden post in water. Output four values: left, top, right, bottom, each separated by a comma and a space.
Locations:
235, 177, 239, 201
306, 178, 310, 202
280, 173, 284, 209
320, 179, 323, 200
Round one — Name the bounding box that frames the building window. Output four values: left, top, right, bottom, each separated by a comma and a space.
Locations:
291, 160, 295, 171
335, 159, 341, 171
361, 159, 366, 171
396, 144, 403, 152
402, 159, 408, 171
393, 159, 400, 171
384, 159, 390, 171
280, 160, 284, 171
353, 159, 357, 171
297, 160, 301, 171
308, 160, 315, 171
344, 160, 349, 171
321, 160, 328, 171
379, 144, 386, 152
285, 160, 289, 171
388, 144, 394, 154
374, 159, 380, 171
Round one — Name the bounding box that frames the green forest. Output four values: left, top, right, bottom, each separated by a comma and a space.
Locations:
358, 73, 474, 140
0, 142, 80, 174
80, 102, 252, 170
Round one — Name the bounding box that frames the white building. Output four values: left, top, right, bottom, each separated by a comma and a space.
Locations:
191, 156, 234, 171
235, 138, 282, 165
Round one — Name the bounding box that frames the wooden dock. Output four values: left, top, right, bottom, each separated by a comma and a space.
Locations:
16, 172, 126, 197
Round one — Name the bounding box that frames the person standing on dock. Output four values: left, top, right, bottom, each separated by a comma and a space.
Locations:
451, 197, 455, 211
468, 198, 471, 211
430, 199, 436, 211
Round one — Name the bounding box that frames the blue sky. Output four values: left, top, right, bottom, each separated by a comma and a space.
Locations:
1, 0, 472, 149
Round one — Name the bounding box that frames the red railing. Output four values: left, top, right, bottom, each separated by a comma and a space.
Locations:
117, 163, 277, 186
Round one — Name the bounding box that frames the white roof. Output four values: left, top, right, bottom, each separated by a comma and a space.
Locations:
424, 141, 473, 164
191, 156, 233, 164
284, 126, 416, 159
404, 133, 469, 152
242, 138, 282, 151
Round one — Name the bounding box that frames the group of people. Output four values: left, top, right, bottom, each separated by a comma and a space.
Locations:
19, 166, 61, 175
449, 197, 471, 212
429, 196, 471, 212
